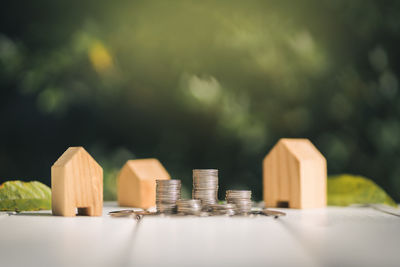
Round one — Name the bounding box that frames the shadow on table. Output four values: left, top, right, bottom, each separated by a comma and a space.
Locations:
114, 216, 142, 266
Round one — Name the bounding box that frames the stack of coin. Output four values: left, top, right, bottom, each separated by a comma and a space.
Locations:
209, 203, 236, 216
192, 169, 219, 206
226, 190, 252, 214
156, 179, 181, 213
176, 199, 202, 215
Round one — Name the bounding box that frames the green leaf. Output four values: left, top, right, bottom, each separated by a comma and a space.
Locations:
328, 174, 397, 207
0, 180, 51, 211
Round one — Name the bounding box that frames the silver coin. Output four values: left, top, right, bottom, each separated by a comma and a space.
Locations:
226, 190, 251, 198
225, 190, 252, 214
156, 179, 181, 214
192, 169, 219, 208
176, 199, 202, 215
209, 203, 236, 216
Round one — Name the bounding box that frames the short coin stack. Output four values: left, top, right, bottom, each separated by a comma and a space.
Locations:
176, 199, 202, 215
226, 190, 252, 214
192, 169, 219, 206
209, 203, 236, 216
156, 179, 181, 213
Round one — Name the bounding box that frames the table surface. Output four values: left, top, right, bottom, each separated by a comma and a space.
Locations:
0, 202, 399, 267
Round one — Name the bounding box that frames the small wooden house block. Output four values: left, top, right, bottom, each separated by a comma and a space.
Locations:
117, 158, 170, 209
263, 138, 327, 209
51, 147, 103, 216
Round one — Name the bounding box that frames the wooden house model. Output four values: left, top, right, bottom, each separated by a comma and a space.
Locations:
51, 147, 103, 216
263, 138, 327, 209
117, 158, 170, 209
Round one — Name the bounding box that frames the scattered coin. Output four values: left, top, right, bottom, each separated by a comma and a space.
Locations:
108, 210, 157, 217
261, 209, 286, 217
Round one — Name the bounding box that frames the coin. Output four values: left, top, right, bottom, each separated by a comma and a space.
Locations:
176, 199, 202, 215
108, 210, 157, 219
192, 169, 219, 207
226, 190, 252, 214
209, 203, 236, 216
156, 179, 181, 214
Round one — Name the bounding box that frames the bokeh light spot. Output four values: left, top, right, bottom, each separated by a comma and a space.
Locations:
89, 41, 113, 73
188, 75, 221, 104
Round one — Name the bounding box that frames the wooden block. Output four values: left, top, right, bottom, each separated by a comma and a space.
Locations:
263, 138, 327, 209
117, 158, 170, 209
51, 147, 103, 216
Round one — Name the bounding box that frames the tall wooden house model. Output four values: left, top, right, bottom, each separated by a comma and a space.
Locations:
52, 147, 103, 216
263, 138, 327, 209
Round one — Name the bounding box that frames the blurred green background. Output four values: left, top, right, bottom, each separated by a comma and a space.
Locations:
1, 0, 399, 201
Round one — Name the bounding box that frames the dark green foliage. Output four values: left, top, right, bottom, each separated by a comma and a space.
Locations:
0, 1, 400, 202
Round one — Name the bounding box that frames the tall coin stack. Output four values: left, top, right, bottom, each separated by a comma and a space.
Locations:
192, 169, 219, 206
226, 190, 252, 214
156, 179, 181, 214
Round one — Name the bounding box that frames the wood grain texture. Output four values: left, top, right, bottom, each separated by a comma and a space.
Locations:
51, 147, 103, 216
263, 138, 327, 209
117, 158, 170, 209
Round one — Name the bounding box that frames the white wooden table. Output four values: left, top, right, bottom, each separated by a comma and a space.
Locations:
0, 202, 399, 267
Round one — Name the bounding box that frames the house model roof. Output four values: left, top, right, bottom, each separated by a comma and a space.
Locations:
52, 147, 100, 168
123, 158, 169, 180
266, 138, 324, 162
